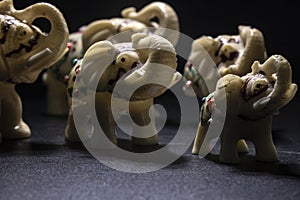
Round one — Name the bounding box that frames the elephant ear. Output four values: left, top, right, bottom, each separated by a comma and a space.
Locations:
121, 1, 180, 46
79, 40, 117, 92
11, 3, 69, 75
252, 55, 298, 116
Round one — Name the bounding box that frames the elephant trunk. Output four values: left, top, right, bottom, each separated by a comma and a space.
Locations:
232, 25, 267, 76
82, 20, 115, 52
253, 55, 297, 114
118, 33, 179, 100
122, 2, 179, 46
0, 0, 14, 13
11, 3, 69, 82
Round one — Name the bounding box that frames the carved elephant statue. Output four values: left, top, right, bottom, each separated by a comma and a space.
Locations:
183, 25, 267, 98
0, 0, 69, 142
43, 1, 180, 116
192, 55, 297, 164
65, 33, 181, 146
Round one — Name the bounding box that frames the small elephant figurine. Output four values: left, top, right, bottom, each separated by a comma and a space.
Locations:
43, 1, 180, 116
65, 33, 181, 146
0, 0, 69, 142
192, 55, 297, 164
183, 25, 267, 98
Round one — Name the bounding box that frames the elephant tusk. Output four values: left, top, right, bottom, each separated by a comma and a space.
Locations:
27, 48, 52, 70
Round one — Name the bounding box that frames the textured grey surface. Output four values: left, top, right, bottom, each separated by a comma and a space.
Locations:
0, 91, 299, 200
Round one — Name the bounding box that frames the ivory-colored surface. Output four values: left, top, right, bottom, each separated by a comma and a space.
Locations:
43, 1, 180, 116
183, 25, 267, 98
192, 55, 298, 164
65, 33, 181, 146
0, 0, 69, 142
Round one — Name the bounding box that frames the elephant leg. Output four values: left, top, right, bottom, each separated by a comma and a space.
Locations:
254, 138, 278, 162
95, 93, 118, 145
0, 82, 30, 139
219, 131, 240, 164
192, 123, 209, 154
237, 139, 249, 154
249, 117, 279, 162
130, 98, 158, 146
43, 71, 69, 116
65, 110, 80, 142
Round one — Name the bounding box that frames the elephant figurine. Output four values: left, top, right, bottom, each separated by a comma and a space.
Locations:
0, 0, 69, 142
183, 25, 267, 98
192, 55, 298, 164
43, 1, 180, 116
65, 33, 181, 146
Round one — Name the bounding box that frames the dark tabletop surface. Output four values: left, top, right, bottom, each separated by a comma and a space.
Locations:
0, 85, 299, 200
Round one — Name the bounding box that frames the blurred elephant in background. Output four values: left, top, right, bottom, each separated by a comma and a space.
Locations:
183, 25, 267, 98
43, 1, 180, 116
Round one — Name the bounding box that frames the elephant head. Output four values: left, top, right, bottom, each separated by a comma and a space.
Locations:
215, 55, 297, 120
79, 32, 181, 101
0, 0, 69, 83
183, 25, 267, 98
81, 1, 179, 52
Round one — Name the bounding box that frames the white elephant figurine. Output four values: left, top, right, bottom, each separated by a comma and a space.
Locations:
0, 0, 69, 142
183, 25, 267, 98
192, 55, 298, 164
65, 33, 181, 146
43, 1, 180, 116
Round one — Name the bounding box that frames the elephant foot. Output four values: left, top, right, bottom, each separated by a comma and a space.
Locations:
237, 139, 249, 154
219, 144, 240, 164
1, 121, 31, 139
132, 134, 158, 146
255, 150, 279, 163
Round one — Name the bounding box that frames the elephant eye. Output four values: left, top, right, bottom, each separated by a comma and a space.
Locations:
256, 83, 262, 88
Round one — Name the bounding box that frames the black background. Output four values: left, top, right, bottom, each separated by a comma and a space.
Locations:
12, 0, 299, 99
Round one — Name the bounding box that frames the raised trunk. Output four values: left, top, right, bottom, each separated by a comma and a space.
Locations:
253, 55, 298, 114
121, 2, 179, 46
115, 33, 179, 100
233, 26, 267, 76
12, 3, 69, 80
81, 20, 115, 52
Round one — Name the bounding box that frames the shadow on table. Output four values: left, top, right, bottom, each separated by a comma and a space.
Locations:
0, 138, 189, 167
205, 153, 300, 178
